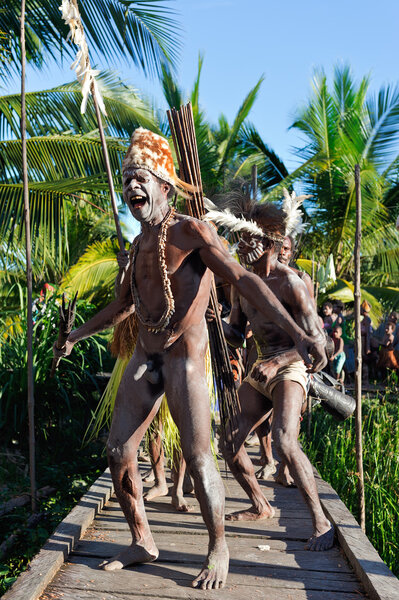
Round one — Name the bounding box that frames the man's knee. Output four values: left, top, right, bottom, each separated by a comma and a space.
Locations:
185, 449, 213, 476
106, 438, 136, 468
273, 427, 298, 460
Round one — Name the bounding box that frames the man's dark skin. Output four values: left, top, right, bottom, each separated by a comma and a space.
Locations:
221, 230, 334, 551
54, 167, 326, 589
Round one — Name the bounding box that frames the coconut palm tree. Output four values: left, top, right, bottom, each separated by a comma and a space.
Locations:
0, 0, 180, 81
0, 72, 159, 303
286, 65, 399, 285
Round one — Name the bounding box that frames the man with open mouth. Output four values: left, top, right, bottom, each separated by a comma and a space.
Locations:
53, 128, 326, 590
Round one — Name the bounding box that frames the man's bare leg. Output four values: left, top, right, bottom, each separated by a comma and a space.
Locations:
275, 407, 301, 487
222, 382, 275, 521
255, 417, 277, 480
170, 451, 192, 512
144, 421, 169, 501
100, 349, 164, 570
275, 461, 296, 487
164, 326, 229, 590
272, 380, 334, 551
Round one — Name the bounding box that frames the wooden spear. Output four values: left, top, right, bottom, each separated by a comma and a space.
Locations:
20, 0, 36, 512
90, 81, 125, 253
354, 164, 366, 531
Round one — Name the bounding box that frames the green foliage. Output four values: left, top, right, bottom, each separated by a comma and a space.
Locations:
0, 293, 112, 444
0, 0, 180, 81
0, 439, 106, 595
284, 65, 399, 287
61, 238, 121, 307
301, 395, 399, 576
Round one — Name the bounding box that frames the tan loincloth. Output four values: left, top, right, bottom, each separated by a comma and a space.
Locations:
244, 359, 308, 401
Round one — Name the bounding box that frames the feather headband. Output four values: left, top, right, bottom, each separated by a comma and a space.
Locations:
203, 198, 268, 239
282, 188, 311, 238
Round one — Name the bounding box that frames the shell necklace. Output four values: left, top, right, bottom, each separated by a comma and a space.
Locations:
130, 207, 175, 333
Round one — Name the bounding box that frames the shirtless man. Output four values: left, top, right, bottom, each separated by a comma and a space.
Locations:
220, 202, 334, 551
54, 128, 326, 589
279, 235, 315, 304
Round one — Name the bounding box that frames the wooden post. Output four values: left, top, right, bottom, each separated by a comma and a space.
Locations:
306, 394, 312, 439
251, 164, 258, 201
315, 261, 320, 305
311, 252, 315, 294
354, 164, 365, 531
20, 0, 36, 513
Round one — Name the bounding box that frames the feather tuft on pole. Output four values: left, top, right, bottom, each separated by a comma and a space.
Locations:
59, 0, 107, 116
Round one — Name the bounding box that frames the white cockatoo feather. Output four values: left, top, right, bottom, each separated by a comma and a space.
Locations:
281, 187, 311, 238
203, 198, 264, 238
59, 0, 106, 116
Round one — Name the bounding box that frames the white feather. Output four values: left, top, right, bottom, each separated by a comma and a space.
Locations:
203, 208, 264, 238
282, 187, 311, 238
59, 0, 106, 116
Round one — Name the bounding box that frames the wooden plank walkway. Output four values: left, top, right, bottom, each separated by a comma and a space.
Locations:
36, 452, 370, 600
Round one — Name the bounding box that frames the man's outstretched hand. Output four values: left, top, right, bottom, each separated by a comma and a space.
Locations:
295, 333, 327, 373
52, 337, 75, 359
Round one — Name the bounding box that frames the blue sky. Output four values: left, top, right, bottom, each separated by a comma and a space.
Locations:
7, 0, 399, 171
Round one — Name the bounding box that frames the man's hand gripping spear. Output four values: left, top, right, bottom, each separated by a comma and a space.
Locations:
50, 293, 78, 376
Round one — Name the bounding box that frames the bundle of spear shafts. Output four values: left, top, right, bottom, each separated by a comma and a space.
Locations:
167, 103, 241, 448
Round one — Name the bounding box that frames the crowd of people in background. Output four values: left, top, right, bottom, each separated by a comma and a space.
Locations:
320, 298, 399, 385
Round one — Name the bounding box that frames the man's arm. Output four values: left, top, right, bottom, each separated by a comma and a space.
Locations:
190, 220, 326, 371
252, 274, 326, 382
114, 249, 130, 298
54, 261, 135, 358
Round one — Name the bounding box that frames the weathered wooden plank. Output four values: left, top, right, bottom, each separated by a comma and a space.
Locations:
2, 470, 114, 600
83, 526, 307, 552
93, 513, 314, 540
138, 493, 307, 511
106, 496, 308, 518
72, 532, 352, 572
315, 470, 399, 600
43, 583, 363, 600
41, 556, 361, 594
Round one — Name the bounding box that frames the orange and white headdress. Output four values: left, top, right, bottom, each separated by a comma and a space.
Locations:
123, 128, 194, 194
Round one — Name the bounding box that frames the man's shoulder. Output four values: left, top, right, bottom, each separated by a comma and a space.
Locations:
174, 212, 215, 242
275, 263, 308, 296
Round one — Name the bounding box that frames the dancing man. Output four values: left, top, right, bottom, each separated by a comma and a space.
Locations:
54, 129, 326, 589
206, 197, 334, 551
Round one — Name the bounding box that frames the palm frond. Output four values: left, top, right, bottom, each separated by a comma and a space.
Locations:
61, 239, 121, 304
235, 122, 289, 192
0, 0, 180, 81
216, 76, 264, 180
0, 72, 157, 139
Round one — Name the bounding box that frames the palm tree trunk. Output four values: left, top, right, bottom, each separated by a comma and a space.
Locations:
354, 165, 365, 531
20, 0, 36, 512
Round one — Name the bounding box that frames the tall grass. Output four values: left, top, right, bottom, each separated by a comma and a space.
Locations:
301, 395, 399, 576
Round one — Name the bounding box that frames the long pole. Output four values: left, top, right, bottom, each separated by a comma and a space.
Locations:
251, 164, 258, 201
90, 82, 125, 253
354, 164, 365, 531
20, 0, 36, 513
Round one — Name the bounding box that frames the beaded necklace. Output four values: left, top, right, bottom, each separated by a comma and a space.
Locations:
130, 207, 175, 333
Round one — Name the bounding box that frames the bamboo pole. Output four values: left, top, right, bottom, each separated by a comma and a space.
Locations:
20, 0, 36, 513
354, 164, 365, 531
